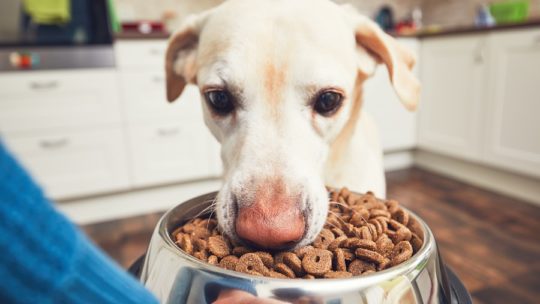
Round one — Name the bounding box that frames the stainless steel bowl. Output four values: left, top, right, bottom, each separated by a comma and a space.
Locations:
140, 192, 451, 304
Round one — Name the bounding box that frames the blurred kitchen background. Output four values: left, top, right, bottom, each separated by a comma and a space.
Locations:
0, 0, 539, 303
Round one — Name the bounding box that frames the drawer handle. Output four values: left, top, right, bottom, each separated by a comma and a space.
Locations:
157, 127, 179, 136
40, 138, 68, 149
30, 80, 59, 90
152, 75, 164, 83
149, 48, 163, 56
534, 36, 540, 44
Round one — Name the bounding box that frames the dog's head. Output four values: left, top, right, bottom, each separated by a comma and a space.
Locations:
165, 0, 419, 250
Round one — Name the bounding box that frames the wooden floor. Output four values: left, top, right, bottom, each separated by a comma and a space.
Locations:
83, 167, 540, 304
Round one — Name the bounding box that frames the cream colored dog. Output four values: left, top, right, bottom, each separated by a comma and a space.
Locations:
165, 0, 419, 250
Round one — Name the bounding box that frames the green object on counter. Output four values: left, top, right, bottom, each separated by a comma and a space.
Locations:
107, 0, 121, 33
23, 0, 71, 24
489, 0, 529, 24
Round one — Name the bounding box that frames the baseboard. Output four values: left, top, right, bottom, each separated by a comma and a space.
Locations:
384, 150, 415, 172
414, 149, 540, 206
57, 178, 222, 225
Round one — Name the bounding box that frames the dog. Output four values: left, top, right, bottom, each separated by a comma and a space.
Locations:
165, 0, 419, 250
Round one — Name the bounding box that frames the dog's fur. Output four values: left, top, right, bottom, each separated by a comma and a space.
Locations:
165, 0, 419, 248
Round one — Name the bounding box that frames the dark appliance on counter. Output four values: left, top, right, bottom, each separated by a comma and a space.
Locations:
0, 0, 115, 71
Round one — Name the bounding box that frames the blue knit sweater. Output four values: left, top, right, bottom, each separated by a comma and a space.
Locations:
0, 141, 158, 304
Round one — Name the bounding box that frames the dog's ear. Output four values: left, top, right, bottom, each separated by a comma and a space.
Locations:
165, 13, 210, 102
343, 6, 420, 111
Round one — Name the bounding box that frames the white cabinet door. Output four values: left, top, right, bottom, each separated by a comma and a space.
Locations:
4, 128, 131, 199
119, 71, 202, 122
483, 29, 540, 178
0, 70, 122, 132
115, 40, 168, 69
417, 36, 486, 161
127, 118, 220, 187
364, 38, 418, 152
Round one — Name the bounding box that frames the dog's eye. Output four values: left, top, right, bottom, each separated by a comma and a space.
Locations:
313, 91, 343, 116
205, 90, 235, 115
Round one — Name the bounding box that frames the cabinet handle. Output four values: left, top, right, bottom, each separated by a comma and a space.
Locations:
148, 48, 163, 56
474, 47, 485, 64
534, 36, 540, 44
40, 138, 69, 149
30, 80, 59, 90
152, 75, 164, 83
157, 127, 180, 136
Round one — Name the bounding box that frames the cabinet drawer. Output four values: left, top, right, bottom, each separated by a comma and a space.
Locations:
127, 120, 217, 187
3, 128, 131, 199
0, 70, 122, 132
115, 41, 168, 69
119, 71, 202, 121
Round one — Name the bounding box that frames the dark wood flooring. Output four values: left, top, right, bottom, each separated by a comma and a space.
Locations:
83, 167, 540, 304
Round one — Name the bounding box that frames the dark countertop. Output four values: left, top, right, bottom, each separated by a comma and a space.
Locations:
114, 19, 540, 41
414, 19, 540, 38
114, 31, 170, 40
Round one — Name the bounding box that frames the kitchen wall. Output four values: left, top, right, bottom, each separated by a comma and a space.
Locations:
114, 0, 421, 30
422, 0, 540, 27
114, 0, 540, 32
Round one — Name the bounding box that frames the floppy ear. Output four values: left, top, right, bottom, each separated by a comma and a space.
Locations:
343, 8, 420, 111
165, 13, 210, 102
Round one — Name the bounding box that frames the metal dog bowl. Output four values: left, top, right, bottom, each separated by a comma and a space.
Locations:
135, 192, 471, 304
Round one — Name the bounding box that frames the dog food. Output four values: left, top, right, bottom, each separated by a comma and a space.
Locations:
171, 188, 424, 279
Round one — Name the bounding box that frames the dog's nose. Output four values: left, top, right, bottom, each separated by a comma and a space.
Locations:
235, 198, 305, 249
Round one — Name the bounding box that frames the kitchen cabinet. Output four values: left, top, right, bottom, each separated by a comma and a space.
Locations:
0, 68, 131, 200
3, 127, 130, 198
364, 38, 419, 152
0, 70, 123, 132
127, 119, 217, 187
417, 35, 486, 161
483, 29, 540, 178
417, 28, 540, 178
116, 40, 222, 185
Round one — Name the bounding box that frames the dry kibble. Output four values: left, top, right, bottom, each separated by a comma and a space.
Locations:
390, 241, 413, 267
324, 271, 353, 279
392, 209, 409, 226
355, 248, 387, 265
334, 248, 347, 271
283, 252, 304, 276
275, 263, 296, 278
232, 246, 251, 257
328, 235, 347, 251
268, 270, 288, 279
172, 187, 423, 279
255, 251, 275, 268
410, 233, 424, 252
193, 250, 208, 261
236, 253, 269, 276
302, 249, 332, 276
208, 255, 219, 265
348, 259, 375, 276
219, 255, 239, 270
294, 246, 314, 259
313, 229, 335, 249
208, 236, 230, 258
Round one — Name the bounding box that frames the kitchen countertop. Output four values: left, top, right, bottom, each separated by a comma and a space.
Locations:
414, 19, 540, 38
114, 19, 540, 41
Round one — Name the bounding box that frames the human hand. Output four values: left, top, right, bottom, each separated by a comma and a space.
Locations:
213, 289, 288, 304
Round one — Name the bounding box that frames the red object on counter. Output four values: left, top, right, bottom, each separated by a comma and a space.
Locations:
121, 21, 165, 34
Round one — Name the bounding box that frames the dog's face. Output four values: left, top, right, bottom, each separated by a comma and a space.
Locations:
165, 0, 419, 249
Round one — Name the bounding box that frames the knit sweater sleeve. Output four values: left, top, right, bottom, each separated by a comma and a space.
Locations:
0, 141, 158, 304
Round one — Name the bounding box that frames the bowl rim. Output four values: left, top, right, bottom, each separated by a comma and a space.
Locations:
156, 191, 436, 286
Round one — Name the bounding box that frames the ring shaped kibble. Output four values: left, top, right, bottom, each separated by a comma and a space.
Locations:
171, 187, 424, 278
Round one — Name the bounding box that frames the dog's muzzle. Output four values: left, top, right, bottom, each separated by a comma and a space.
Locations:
234, 193, 306, 250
